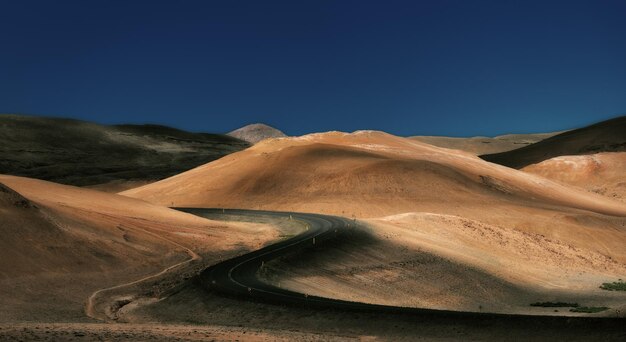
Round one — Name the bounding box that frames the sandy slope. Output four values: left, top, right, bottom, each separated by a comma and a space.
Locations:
122, 130, 626, 215
261, 212, 626, 315
0, 175, 275, 322
122, 132, 626, 261
369, 213, 625, 289
410, 132, 558, 155
0, 323, 347, 341
523, 152, 626, 203
121, 131, 626, 261
84, 180, 153, 193
122, 131, 626, 314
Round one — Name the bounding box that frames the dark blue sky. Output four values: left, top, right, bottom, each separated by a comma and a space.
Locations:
1, 0, 625, 137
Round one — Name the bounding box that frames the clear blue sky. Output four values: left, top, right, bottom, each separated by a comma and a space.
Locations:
1, 0, 625, 136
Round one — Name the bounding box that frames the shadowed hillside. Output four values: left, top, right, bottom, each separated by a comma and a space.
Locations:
0, 114, 250, 186
480, 116, 626, 168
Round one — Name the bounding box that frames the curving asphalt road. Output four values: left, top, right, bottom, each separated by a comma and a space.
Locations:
176, 208, 626, 324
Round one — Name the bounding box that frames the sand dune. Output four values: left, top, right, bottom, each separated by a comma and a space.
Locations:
263, 212, 626, 314
523, 152, 626, 203
122, 130, 626, 219
122, 130, 626, 312
0, 175, 275, 322
121, 131, 626, 261
370, 212, 626, 289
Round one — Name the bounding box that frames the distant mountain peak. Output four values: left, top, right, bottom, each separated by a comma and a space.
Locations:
227, 123, 286, 144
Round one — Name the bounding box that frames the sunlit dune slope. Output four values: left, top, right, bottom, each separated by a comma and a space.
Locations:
123, 130, 626, 218
122, 131, 626, 268
368, 213, 626, 291
0, 182, 139, 278
523, 152, 626, 203
0, 175, 274, 322
263, 212, 626, 314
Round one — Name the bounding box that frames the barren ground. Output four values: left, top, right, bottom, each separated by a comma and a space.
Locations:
2, 130, 626, 340
410, 131, 559, 155
523, 152, 626, 203
0, 175, 276, 323
121, 131, 626, 312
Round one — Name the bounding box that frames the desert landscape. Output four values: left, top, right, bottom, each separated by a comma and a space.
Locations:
3, 1, 626, 340
1, 114, 625, 341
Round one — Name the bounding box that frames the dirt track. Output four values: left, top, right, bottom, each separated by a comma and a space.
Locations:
85, 223, 201, 321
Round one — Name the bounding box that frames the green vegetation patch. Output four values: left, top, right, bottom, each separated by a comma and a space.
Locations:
530, 302, 578, 308
600, 279, 626, 291
570, 306, 609, 313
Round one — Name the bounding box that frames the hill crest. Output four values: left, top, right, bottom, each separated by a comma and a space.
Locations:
227, 123, 286, 144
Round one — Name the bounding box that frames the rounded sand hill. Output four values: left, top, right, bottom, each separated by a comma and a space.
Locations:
523, 152, 626, 203
121, 131, 626, 314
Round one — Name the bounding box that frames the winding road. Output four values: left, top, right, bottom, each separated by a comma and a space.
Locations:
87, 207, 623, 328
178, 208, 626, 328
176, 208, 538, 318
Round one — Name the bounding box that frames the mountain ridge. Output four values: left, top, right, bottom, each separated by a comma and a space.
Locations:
0, 114, 250, 186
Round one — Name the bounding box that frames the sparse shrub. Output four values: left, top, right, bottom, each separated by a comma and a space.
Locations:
570, 306, 609, 313
600, 279, 626, 291
530, 302, 578, 308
